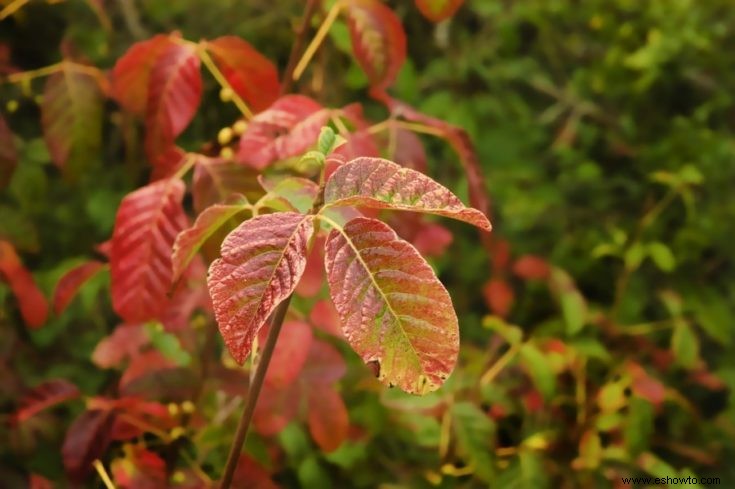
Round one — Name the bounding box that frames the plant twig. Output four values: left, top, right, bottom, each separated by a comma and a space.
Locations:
280, 0, 320, 95
0, 0, 29, 21
480, 343, 521, 386
292, 0, 342, 83
197, 43, 254, 119
219, 295, 293, 489
93, 459, 117, 489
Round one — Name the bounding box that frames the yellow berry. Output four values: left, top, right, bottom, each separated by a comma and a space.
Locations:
233, 120, 247, 135
181, 400, 195, 414
217, 127, 233, 145
219, 147, 234, 159
6, 100, 18, 113
219, 87, 234, 102
172, 471, 186, 483
167, 402, 179, 416
170, 427, 186, 439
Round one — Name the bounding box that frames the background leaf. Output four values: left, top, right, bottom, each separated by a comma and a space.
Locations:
110, 179, 189, 323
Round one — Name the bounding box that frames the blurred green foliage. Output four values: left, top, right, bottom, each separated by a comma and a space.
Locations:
1, 0, 734, 487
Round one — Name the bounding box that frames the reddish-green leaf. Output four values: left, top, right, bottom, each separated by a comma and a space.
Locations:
309, 298, 344, 338
111, 446, 166, 489
62, 409, 115, 483
14, 379, 80, 423
53, 260, 105, 315
258, 175, 319, 213
0, 240, 48, 328
0, 114, 17, 188
92, 324, 149, 368
344, 0, 407, 91
207, 212, 314, 363
172, 202, 248, 285
110, 179, 189, 323
144, 43, 202, 161
324, 157, 491, 231
206, 36, 280, 113
111, 34, 176, 116
41, 64, 103, 175
324, 217, 458, 394
236, 95, 330, 169
192, 156, 262, 214
415, 0, 464, 22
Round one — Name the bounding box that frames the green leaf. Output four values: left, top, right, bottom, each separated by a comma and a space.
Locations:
671, 320, 700, 369
145, 323, 191, 366
624, 397, 653, 456
519, 343, 556, 400
452, 401, 495, 482
647, 242, 676, 272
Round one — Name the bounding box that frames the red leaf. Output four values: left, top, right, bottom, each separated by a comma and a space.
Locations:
482, 278, 514, 317
150, 145, 187, 181
230, 455, 279, 489
263, 320, 313, 388
111, 446, 166, 489
110, 179, 189, 323
392, 127, 427, 172
344, 0, 407, 91
62, 409, 115, 483
192, 156, 262, 214
14, 379, 80, 423
295, 235, 325, 297
41, 64, 103, 174
309, 299, 344, 338
628, 362, 666, 406
92, 324, 149, 368
324, 157, 491, 230
207, 212, 314, 363
0, 240, 48, 328
308, 384, 348, 452
111, 34, 176, 116
172, 202, 248, 285
206, 36, 280, 113
387, 213, 453, 257
120, 350, 176, 389
53, 260, 105, 315
333, 130, 381, 160
236, 95, 330, 170
0, 114, 17, 188
28, 475, 53, 489
144, 43, 202, 161
254, 340, 346, 438
324, 217, 458, 394
301, 340, 348, 384
513, 255, 550, 281
411, 222, 453, 257
415, 0, 465, 22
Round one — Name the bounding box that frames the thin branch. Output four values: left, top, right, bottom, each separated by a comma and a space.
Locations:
280, 0, 321, 95
0, 0, 29, 21
292, 0, 342, 83
197, 43, 254, 119
219, 295, 293, 489
93, 459, 117, 489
